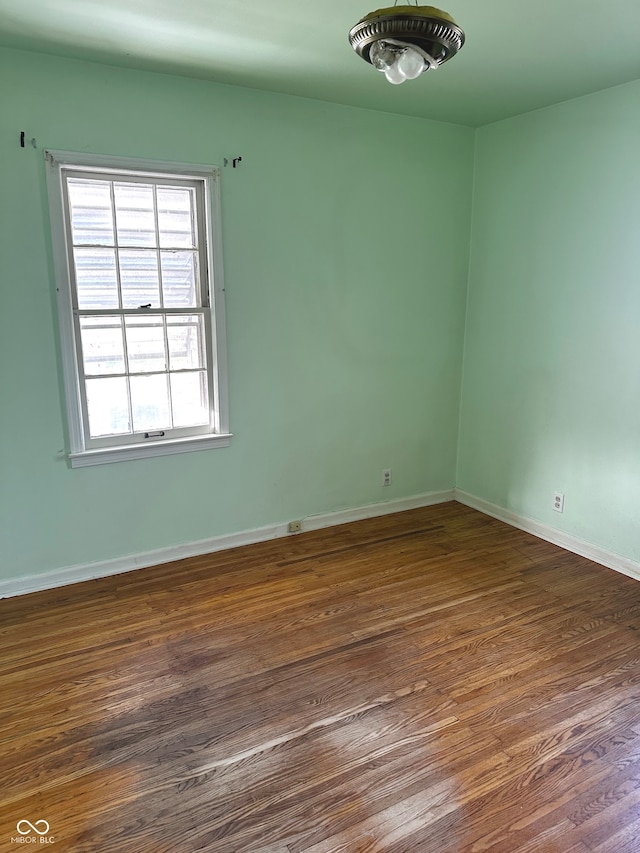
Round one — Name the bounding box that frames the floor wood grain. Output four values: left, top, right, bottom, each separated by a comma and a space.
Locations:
2, 502, 640, 851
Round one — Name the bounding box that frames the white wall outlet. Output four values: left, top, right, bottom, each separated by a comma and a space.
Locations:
288, 520, 302, 533
382, 468, 392, 487
553, 492, 565, 513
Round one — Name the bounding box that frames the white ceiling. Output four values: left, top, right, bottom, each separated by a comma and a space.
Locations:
1, 0, 639, 126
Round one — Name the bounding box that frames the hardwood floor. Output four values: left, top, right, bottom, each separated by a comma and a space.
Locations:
2, 501, 640, 852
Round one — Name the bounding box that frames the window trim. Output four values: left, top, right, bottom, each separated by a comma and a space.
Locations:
45, 150, 231, 467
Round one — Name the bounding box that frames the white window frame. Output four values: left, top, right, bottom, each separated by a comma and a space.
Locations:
45, 150, 231, 467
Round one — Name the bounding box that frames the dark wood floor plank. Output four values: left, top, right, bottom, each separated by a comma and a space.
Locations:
2, 502, 640, 851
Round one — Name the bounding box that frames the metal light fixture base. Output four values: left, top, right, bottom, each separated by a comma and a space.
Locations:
349, 5, 465, 68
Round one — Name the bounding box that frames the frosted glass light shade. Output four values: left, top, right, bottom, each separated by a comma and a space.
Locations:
385, 60, 407, 84
397, 47, 426, 79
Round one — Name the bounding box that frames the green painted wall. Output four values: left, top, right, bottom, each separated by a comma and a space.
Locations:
457, 80, 640, 561
0, 47, 474, 581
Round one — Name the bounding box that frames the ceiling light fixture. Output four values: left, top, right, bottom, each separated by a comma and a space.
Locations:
349, 3, 465, 85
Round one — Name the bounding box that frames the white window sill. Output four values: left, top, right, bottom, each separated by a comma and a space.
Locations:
69, 433, 232, 467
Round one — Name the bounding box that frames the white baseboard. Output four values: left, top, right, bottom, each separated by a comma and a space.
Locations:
0, 489, 455, 599
6, 488, 636, 599
455, 489, 640, 582
303, 490, 455, 531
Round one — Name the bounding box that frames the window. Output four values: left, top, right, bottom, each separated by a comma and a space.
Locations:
46, 151, 230, 466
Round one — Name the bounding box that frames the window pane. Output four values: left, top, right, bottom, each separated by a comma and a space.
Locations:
67, 179, 114, 246
167, 315, 205, 370
161, 251, 198, 307
171, 372, 209, 427
125, 315, 167, 373
74, 248, 119, 309
80, 316, 125, 376
130, 374, 171, 431
157, 187, 195, 249
119, 249, 160, 308
86, 376, 130, 437
114, 182, 156, 247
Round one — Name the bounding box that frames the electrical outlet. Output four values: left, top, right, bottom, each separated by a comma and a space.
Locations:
553, 492, 565, 513
382, 468, 392, 487
288, 520, 302, 533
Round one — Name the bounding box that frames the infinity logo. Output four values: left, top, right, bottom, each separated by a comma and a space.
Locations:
16, 820, 50, 836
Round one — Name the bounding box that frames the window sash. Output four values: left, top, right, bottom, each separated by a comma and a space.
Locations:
46, 150, 230, 463
73, 307, 216, 448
